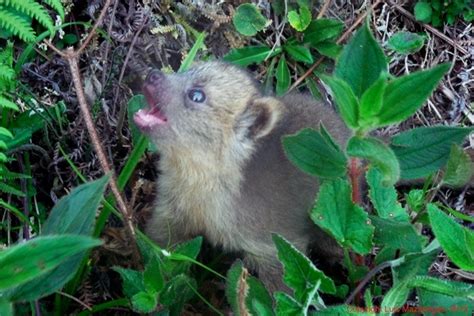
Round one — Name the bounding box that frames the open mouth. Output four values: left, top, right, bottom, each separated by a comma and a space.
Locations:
133, 85, 168, 130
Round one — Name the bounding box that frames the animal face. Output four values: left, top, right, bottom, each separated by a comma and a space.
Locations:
134, 62, 282, 157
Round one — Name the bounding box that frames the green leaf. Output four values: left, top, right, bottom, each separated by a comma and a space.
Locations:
380, 281, 411, 314
131, 291, 157, 313
311, 179, 374, 254
335, 21, 387, 97
414, 2, 433, 23
287, 6, 311, 32
144, 255, 164, 294
160, 274, 196, 316
418, 288, 473, 316
366, 167, 409, 221
313, 41, 342, 59
275, 292, 303, 316
347, 136, 400, 186
0, 127, 13, 139
284, 45, 313, 63
303, 18, 344, 46
387, 31, 425, 55
246, 277, 273, 316
427, 204, 474, 271
359, 74, 387, 127
390, 126, 473, 179
163, 236, 203, 277
6, 176, 109, 301
371, 216, 425, 260
377, 64, 450, 126
0, 96, 19, 111
226, 260, 247, 316
0, 235, 101, 291
282, 127, 347, 179
112, 267, 145, 298
0, 300, 12, 316
233, 3, 269, 36
320, 75, 359, 128
392, 247, 440, 283
442, 144, 473, 188
223, 46, 282, 67
178, 32, 206, 73
272, 234, 336, 303
409, 276, 474, 298
276, 55, 290, 96
317, 305, 373, 315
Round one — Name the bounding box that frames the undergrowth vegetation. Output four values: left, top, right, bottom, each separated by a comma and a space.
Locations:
0, 0, 472, 315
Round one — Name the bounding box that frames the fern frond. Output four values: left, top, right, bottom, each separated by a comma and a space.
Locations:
43, 0, 64, 21
0, 166, 31, 180
0, 41, 13, 65
0, 181, 25, 197
0, 95, 19, 111
0, 0, 54, 34
0, 8, 36, 42
0, 64, 14, 81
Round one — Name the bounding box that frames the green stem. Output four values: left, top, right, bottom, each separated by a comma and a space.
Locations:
76, 298, 129, 316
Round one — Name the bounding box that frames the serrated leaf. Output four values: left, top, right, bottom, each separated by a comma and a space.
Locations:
313, 41, 342, 59
272, 234, 336, 303
113, 267, 145, 298
0, 95, 19, 111
380, 281, 411, 314
226, 260, 247, 316
388, 31, 426, 54
320, 75, 359, 128
392, 248, 440, 283
366, 167, 409, 221
160, 274, 196, 316
233, 3, 269, 36
359, 74, 387, 127
418, 288, 473, 316
282, 127, 347, 179
427, 204, 474, 271
303, 18, 344, 46
144, 255, 164, 294
377, 64, 450, 126
275, 292, 303, 316
276, 55, 290, 96
131, 291, 157, 313
287, 6, 311, 32
390, 126, 473, 179
163, 236, 203, 277
284, 45, 313, 63
347, 136, 400, 186
335, 21, 387, 97
0, 235, 101, 291
246, 277, 273, 316
311, 179, 374, 254
414, 2, 433, 23
223, 46, 282, 67
442, 144, 473, 187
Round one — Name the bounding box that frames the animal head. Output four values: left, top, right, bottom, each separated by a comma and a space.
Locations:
134, 61, 283, 159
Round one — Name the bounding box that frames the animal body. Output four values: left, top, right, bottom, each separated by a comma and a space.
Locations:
134, 61, 350, 292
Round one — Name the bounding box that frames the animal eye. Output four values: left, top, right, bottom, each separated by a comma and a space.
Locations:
188, 89, 206, 103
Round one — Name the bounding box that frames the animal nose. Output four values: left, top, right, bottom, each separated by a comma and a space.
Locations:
146, 69, 164, 85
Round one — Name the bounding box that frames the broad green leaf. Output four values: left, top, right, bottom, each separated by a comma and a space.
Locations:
282, 127, 347, 179
377, 64, 450, 125
317, 305, 374, 315
387, 31, 425, 54
427, 204, 474, 271
233, 3, 269, 36
131, 291, 157, 313
144, 255, 164, 294
276, 55, 290, 96
418, 288, 473, 316
303, 18, 344, 46
335, 21, 387, 97
409, 276, 474, 297
391, 247, 440, 283
0, 235, 101, 291
0, 96, 19, 111
442, 144, 473, 188
380, 281, 411, 315
313, 41, 342, 59
371, 216, 425, 261
0, 300, 12, 316
160, 274, 196, 316
246, 275, 274, 316
390, 126, 473, 179
6, 176, 109, 301
178, 32, 206, 72
287, 6, 311, 32
347, 137, 400, 186
224, 46, 282, 67
414, 2, 433, 23
272, 234, 336, 303
366, 167, 409, 221
163, 236, 203, 277
406, 189, 425, 213
112, 267, 145, 298
275, 292, 303, 316
311, 179, 374, 254
320, 75, 359, 128
226, 260, 247, 316
0, 127, 13, 138
359, 74, 387, 126
284, 45, 313, 63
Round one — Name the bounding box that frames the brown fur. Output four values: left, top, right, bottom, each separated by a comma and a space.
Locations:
140, 62, 351, 292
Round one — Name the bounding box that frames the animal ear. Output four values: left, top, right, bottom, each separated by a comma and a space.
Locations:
235, 97, 283, 140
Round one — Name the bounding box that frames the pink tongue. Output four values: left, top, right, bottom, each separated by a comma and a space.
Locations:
134, 109, 166, 129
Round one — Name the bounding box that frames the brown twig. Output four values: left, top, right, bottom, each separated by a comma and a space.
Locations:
389, 0, 469, 56
289, 0, 384, 91
345, 261, 392, 304
317, 0, 332, 19
57, 291, 92, 311
101, 0, 120, 87
43, 0, 139, 263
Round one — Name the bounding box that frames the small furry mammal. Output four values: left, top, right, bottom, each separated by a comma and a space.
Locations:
134, 61, 350, 292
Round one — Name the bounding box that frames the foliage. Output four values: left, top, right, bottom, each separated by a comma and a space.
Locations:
387, 31, 426, 55
414, 0, 474, 26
